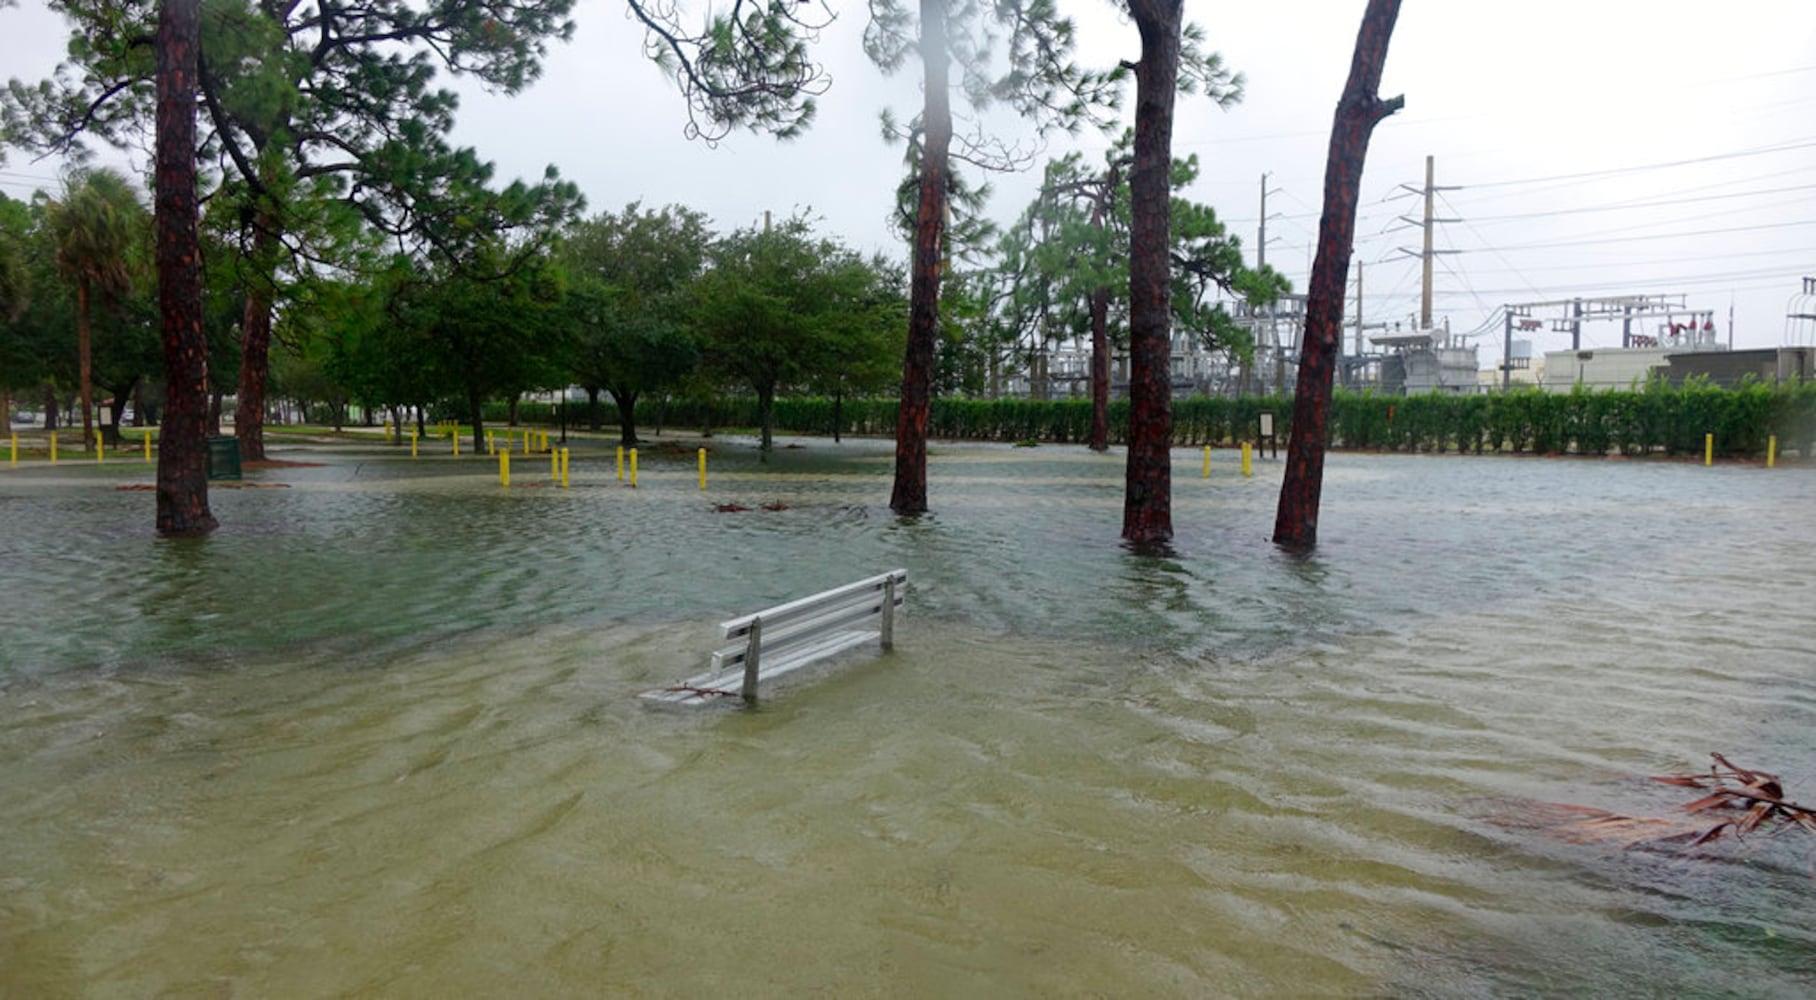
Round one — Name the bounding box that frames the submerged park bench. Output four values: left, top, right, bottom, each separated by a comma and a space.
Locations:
640, 569, 908, 707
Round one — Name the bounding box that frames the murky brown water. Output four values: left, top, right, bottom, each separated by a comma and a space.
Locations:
3, 435, 1813, 996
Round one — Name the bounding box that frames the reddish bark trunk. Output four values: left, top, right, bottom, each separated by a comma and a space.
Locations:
1121, 0, 1182, 547
1087, 160, 1123, 453
889, 0, 951, 516
76, 281, 94, 449
235, 225, 278, 462
153, 0, 216, 536
1089, 285, 1110, 451
1273, 0, 1403, 552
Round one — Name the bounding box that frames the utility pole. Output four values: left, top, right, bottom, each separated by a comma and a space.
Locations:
1394, 155, 1461, 332
1420, 155, 1434, 329
1260, 173, 1286, 393
1354, 259, 1364, 358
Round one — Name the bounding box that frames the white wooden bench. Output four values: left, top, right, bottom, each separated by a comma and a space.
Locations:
640, 569, 908, 706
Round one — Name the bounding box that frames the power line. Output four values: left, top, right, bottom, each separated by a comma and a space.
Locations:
1493, 218, 1816, 252
1460, 136, 1816, 190
1463, 182, 1816, 223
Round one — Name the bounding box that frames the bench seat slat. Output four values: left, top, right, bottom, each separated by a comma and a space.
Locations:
639, 569, 907, 707
642, 630, 881, 704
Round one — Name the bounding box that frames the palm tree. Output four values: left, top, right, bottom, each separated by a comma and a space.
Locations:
45, 168, 144, 450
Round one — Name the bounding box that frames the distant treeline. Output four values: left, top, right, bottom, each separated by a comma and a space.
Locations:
483, 380, 1816, 458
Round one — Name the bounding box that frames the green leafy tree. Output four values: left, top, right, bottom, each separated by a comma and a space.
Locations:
561, 203, 712, 446
693, 216, 903, 458
43, 166, 147, 450
387, 241, 569, 453
0, 191, 38, 423
5, 0, 580, 461
627, 0, 1120, 512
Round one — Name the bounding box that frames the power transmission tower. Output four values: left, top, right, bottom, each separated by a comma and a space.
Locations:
1393, 155, 1461, 331
1259, 173, 1285, 392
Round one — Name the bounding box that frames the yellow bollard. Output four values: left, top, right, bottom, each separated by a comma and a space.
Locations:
1704, 433, 1713, 467
560, 447, 570, 488
486, 430, 494, 455
523, 429, 530, 454
1241, 442, 1253, 478
698, 448, 707, 490
500, 449, 511, 487
540, 430, 549, 453
1202, 445, 1210, 479
9, 433, 16, 466
410, 429, 419, 458
1767, 435, 1777, 469
95, 430, 104, 463
615, 445, 624, 480
143, 431, 152, 460
49, 433, 57, 464
629, 447, 638, 487
452, 429, 460, 457
551, 447, 559, 482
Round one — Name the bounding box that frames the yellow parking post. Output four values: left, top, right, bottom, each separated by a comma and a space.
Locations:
1704, 433, 1713, 467
698, 448, 707, 490
1241, 442, 1253, 478
615, 445, 624, 480
49, 433, 57, 464
500, 449, 511, 487
560, 447, 570, 488
629, 448, 638, 487
95, 431, 104, 463
1202, 446, 1210, 479
143, 431, 152, 460
1767, 435, 1777, 469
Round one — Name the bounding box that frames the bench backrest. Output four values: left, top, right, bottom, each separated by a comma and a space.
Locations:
710, 568, 907, 677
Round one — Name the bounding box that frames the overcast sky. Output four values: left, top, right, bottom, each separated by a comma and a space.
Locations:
4, 0, 1814, 364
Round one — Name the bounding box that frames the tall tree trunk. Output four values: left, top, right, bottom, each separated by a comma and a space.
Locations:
76, 281, 97, 449
1273, 0, 1404, 552
1089, 285, 1110, 451
105, 377, 136, 444
153, 0, 216, 536
1122, 0, 1183, 547
833, 386, 843, 444
466, 386, 485, 454
890, 0, 951, 515
757, 382, 776, 461
585, 385, 602, 431
609, 387, 639, 447
43, 384, 58, 430
235, 224, 278, 462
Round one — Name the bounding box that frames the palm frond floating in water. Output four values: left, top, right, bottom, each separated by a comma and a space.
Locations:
1495, 754, 1816, 856
1645, 753, 1816, 846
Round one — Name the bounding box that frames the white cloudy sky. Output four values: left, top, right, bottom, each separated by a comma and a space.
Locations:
4, 0, 1814, 364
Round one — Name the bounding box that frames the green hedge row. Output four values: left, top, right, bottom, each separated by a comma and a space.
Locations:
470, 381, 1816, 457
1326, 381, 1816, 457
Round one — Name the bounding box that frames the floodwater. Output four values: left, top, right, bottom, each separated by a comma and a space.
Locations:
2, 435, 1813, 996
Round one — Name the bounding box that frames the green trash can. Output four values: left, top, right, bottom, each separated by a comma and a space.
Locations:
206, 435, 242, 480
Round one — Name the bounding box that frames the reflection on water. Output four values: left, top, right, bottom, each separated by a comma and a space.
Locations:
2, 437, 1814, 995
